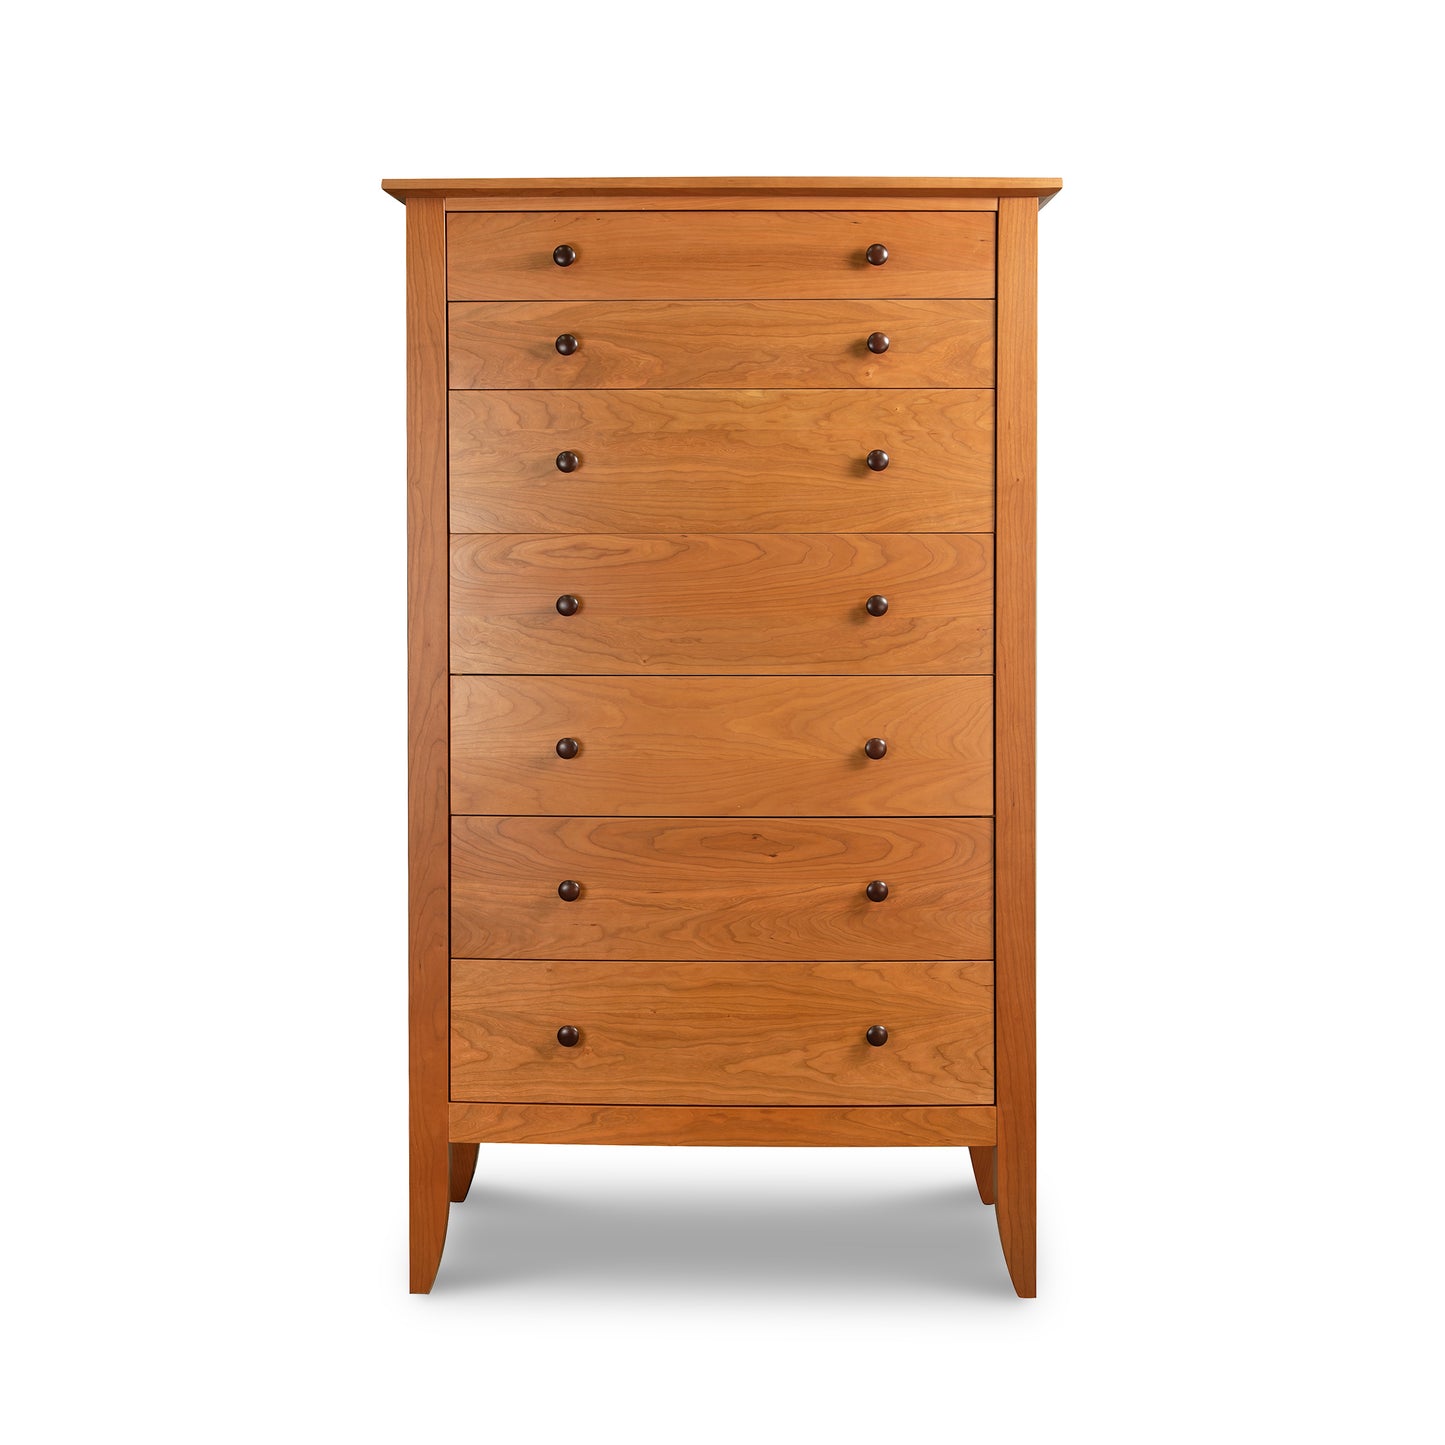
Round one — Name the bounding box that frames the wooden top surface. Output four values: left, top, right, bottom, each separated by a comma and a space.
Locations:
382, 176, 1062, 204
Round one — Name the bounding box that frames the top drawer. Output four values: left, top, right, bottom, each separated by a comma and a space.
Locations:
447, 211, 995, 300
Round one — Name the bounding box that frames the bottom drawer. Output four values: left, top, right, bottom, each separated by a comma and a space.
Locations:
450, 959, 993, 1106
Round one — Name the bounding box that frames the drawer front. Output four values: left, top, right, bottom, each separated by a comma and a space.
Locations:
446, 211, 995, 300
448, 300, 995, 389
450, 960, 994, 1106
451, 816, 993, 960
451, 675, 992, 817
449, 389, 993, 534
450, 533, 993, 675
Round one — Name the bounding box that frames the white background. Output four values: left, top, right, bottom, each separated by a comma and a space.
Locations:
4, 2, 1440, 1439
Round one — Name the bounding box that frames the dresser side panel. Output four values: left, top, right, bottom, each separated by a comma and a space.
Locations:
995, 195, 1038, 1298
407, 196, 451, 1293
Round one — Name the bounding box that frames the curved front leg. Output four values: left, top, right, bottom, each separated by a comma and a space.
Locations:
969, 1145, 996, 1205
449, 1143, 480, 1203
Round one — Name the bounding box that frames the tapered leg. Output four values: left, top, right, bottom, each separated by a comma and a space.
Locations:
449, 1143, 480, 1203
411, 1136, 450, 1293
969, 1145, 996, 1205
995, 1114, 1035, 1297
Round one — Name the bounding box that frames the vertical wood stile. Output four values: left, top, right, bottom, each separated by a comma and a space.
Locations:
407, 196, 451, 1293
995, 197, 1038, 1298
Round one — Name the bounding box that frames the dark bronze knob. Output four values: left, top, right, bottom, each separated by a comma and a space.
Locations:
553, 244, 577, 267
866, 449, 889, 472
558, 880, 581, 902
556, 737, 580, 759
866, 1025, 889, 1047
865, 244, 889, 266
864, 738, 888, 760
555, 594, 580, 616
865, 595, 889, 616
557, 1025, 580, 1047
555, 450, 582, 473
866, 331, 890, 354
555, 333, 579, 355
866, 880, 889, 903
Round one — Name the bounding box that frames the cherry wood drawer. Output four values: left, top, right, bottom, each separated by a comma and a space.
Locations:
450, 533, 993, 675
450, 816, 993, 960
449, 389, 994, 534
446, 211, 995, 300
451, 675, 992, 816
448, 300, 995, 389
450, 959, 994, 1106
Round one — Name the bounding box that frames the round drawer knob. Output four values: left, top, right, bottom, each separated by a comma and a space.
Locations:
553, 244, 577, 267
864, 737, 888, 760
557, 1025, 581, 1047
555, 333, 580, 356
555, 450, 582, 473
866, 1024, 889, 1047
555, 594, 581, 616
866, 880, 890, 903
866, 331, 890, 354
865, 594, 889, 617
557, 880, 582, 902
865, 243, 889, 266
866, 449, 890, 472
555, 737, 581, 760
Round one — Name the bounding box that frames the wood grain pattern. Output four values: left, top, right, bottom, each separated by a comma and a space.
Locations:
381, 174, 1062, 202
448, 1143, 479, 1203
405, 197, 450, 1294
448, 1101, 999, 1147
996, 196, 1038, 1299
448, 300, 995, 389
451, 960, 993, 1106
441, 195, 1002, 212
448, 389, 994, 534
392, 177, 1056, 1295
970, 1144, 997, 1205
451, 816, 993, 961
450, 674, 993, 816
450, 533, 993, 676
447, 211, 995, 300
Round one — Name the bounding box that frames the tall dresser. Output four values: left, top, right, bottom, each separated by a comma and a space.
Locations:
385, 176, 1060, 1297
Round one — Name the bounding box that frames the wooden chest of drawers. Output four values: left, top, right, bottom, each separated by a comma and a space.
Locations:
387, 175, 1059, 1297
